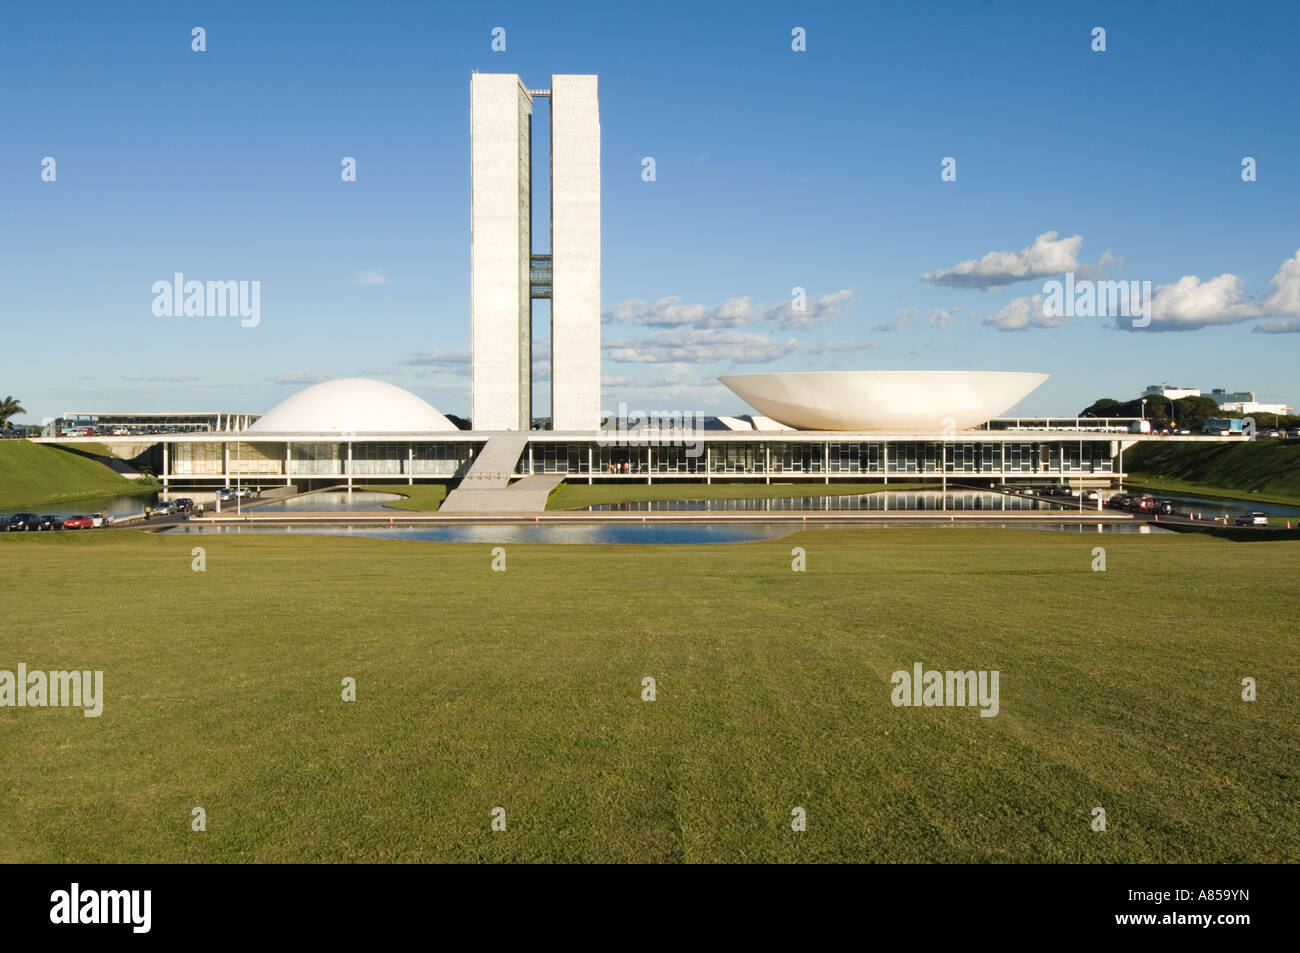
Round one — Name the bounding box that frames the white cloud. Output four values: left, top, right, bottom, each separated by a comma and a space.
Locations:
355, 269, 389, 286
605, 329, 802, 365
399, 348, 471, 375
770, 289, 856, 329
873, 307, 916, 332
924, 231, 1111, 289
603, 296, 761, 329
1146, 274, 1262, 329
804, 338, 881, 355
1138, 249, 1300, 331
1261, 250, 1300, 316
600, 364, 730, 405
983, 294, 1069, 332
928, 307, 961, 328
603, 289, 855, 330
267, 370, 323, 386
972, 249, 1300, 333
1253, 318, 1300, 334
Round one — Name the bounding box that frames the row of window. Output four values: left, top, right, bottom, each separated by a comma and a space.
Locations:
528, 442, 1115, 475
164, 440, 1115, 477
168, 442, 478, 476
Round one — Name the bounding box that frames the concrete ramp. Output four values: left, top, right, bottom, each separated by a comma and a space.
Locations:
440, 474, 563, 514
440, 435, 558, 512
456, 434, 529, 489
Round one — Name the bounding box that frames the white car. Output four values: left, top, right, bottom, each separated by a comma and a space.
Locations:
1234, 512, 1269, 526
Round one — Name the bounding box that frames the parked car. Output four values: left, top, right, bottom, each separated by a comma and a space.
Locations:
63, 514, 94, 529
1107, 493, 1131, 509
1083, 490, 1101, 502
1154, 500, 1177, 515
7, 513, 41, 531
215, 488, 235, 502
235, 486, 257, 499
38, 515, 64, 530
1235, 512, 1269, 526
152, 500, 176, 516
174, 498, 195, 514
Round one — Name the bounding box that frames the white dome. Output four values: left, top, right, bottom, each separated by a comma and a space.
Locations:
248, 378, 458, 434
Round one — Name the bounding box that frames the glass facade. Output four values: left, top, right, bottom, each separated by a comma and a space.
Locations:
228, 441, 283, 475
162, 438, 1116, 481
167, 440, 477, 478
169, 441, 224, 475
290, 442, 340, 476
532, 442, 589, 474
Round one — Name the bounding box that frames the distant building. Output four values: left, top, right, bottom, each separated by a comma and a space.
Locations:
1143, 385, 1291, 416
1143, 384, 1200, 399
1219, 400, 1294, 416
53, 411, 257, 436
1204, 389, 1292, 415
1206, 388, 1255, 405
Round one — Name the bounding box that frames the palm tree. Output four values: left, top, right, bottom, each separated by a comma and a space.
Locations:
0, 396, 26, 429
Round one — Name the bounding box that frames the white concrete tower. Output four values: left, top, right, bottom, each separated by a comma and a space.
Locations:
470, 74, 533, 431
549, 74, 601, 431
469, 73, 600, 432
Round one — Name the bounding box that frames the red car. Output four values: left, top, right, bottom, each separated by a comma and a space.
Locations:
63, 514, 94, 529
1127, 495, 1156, 512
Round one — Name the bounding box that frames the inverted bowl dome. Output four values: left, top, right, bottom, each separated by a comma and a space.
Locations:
248, 378, 458, 434
718, 371, 1048, 432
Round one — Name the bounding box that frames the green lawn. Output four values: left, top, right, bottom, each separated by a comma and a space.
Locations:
1, 527, 1295, 863
356, 483, 448, 511
0, 440, 152, 509
547, 480, 932, 510
1126, 441, 1300, 507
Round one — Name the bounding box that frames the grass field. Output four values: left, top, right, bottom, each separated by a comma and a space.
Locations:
356, 483, 448, 511
1, 526, 1295, 863
547, 481, 931, 510
1126, 441, 1300, 507
0, 440, 151, 509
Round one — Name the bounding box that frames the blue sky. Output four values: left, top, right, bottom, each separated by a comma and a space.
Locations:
2, 0, 1298, 423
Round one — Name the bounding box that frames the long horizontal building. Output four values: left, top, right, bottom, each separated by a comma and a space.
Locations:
53, 411, 258, 435
35, 378, 1234, 492
38, 427, 1227, 490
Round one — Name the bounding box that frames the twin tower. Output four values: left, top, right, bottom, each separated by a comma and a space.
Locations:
470, 74, 600, 431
